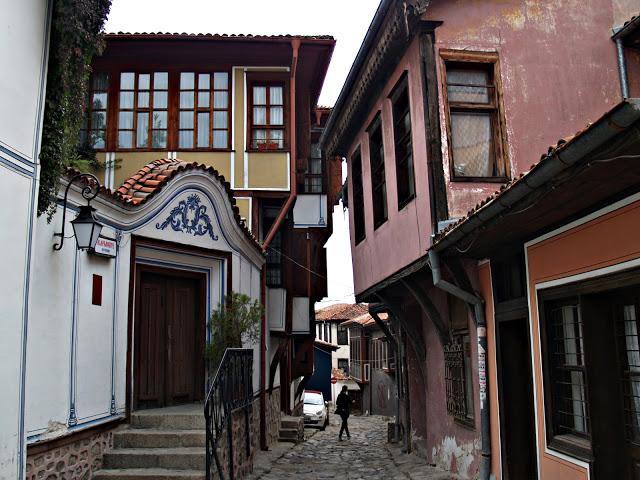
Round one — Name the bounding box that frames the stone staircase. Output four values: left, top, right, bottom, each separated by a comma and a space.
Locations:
93, 404, 206, 480
277, 416, 304, 444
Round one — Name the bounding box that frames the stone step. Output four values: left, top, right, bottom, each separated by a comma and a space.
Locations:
114, 429, 206, 449
103, 448, 205, 471
279, 416, 303, 429
278, 427, 299, 439
92, 468, 206, 480
130, 412, 205, 431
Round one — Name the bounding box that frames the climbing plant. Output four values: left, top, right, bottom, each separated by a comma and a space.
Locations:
205, 292, 263, 369
38, 0, 112, 218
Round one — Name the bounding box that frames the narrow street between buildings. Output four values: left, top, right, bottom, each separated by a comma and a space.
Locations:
249, 416, 459, 480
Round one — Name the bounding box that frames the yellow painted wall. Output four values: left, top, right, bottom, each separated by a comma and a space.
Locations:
234, 197, 251, 230
248, 152, 289, 189
175, 152, 231, 182
113, 152, 168, 187
233, 68, 245, 189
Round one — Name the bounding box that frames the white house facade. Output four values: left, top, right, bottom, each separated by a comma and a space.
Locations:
0, 0, 51, 477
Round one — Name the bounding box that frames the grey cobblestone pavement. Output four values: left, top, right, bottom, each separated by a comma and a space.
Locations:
248, 415, 460, 480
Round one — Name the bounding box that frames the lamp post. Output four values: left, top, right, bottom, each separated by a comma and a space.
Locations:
53, 173, 104, 251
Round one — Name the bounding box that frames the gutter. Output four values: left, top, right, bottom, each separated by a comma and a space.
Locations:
428, 250, 491, 480
432, 99, 640, 254
262, 38, 300, 252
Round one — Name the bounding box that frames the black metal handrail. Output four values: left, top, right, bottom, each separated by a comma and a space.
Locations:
205, 348, 254, 480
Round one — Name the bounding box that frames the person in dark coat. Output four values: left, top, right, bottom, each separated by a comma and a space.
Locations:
336, 385, 351, 440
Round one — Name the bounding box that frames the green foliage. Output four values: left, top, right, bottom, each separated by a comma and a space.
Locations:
38, 0, 112, 218
205, 292, 263, 369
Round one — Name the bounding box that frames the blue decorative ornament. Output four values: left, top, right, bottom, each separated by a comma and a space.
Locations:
155, 194, 219, 240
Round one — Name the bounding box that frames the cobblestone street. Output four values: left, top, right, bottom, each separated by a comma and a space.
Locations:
249, 416, 459, 480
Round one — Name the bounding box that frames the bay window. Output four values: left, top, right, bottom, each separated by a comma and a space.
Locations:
250, 84, 285, 150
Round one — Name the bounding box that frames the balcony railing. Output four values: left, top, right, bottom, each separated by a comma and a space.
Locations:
204, 348, 253, 480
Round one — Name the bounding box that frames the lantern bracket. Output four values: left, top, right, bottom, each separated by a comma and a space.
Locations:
53, 173, 101, 251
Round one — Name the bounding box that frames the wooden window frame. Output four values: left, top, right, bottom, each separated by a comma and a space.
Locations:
367, 113, 388, 229
247, 75, 288, 152
389, 72, 416, 209
177, 71, 231, 151
81, 72, 109, 151
440, 49, 509, 183
116, 71, 169, 151
337, 324, 348, 345
350, 147, 366, 245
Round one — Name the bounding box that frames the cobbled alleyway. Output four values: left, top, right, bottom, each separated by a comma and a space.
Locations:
248, 416, 459, 480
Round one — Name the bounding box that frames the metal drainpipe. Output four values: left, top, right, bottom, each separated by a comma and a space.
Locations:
428, 249, 491, 480
262, 38, 300, 252
616, 37, 630, 99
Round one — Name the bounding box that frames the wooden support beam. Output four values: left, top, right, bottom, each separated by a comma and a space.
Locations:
401, 278, 450, 346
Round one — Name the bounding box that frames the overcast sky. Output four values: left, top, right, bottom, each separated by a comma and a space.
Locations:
105, 0, 381, 106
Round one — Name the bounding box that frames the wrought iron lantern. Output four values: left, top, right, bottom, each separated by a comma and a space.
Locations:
53, 173, 103, 251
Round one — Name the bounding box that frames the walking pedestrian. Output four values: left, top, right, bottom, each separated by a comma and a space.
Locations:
336, 385, 351, 440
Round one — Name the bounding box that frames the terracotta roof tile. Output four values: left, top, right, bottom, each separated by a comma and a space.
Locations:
315, 303, 369, 322
66, 158, 262, 253
106, 32, 334, 41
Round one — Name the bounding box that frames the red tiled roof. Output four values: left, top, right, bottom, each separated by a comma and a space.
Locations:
315, 303, 369, 322
434, 125, 592, 242
332, 367, 349, 381
69, 159, 261, 251
342, 312, 388, 328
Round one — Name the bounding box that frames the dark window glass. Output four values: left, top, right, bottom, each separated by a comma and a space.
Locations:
263, 205, 283, 287
351, 149, 366, 244
81, 72, 109, 149
368, 114, 387, 228
338, 358, 349, 375
337, 325, 348, 345
391, 75, 415, 208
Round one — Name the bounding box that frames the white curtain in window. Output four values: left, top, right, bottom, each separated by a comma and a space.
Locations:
253, 107, 266, 125
136, 113, 149, 147
270, 86, 283, 104
253, 86, 266, 105
451, 112, 492, 177
270, 106, 283, 125
179, 130, 192, 149
624, 305, 640, 438
180, 92, 194, 109
197, 113, 209, 147
120, 72, 134, 89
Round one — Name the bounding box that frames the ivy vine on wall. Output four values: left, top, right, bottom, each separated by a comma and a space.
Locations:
38, 0, 112, 217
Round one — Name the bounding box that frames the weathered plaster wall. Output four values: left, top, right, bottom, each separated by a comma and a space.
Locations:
370, 368, 396, 417
426, 0, 625, 219
347, 38, 432, 296
525, 195, 640, 480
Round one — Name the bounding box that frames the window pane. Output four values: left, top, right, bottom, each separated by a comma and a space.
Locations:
118, 111, 133, 129
152, 111, 167, 129
119, 91, 134, 109
253, 129, 266, 147
118, 130, 133, 148
198, 91, 210, 108
213, 130, 227, 149
270, 106, 283, 125
180, 91, 194, 108
450, 112, 494, 177
197, 113, 209, 147
92, 112, 106, 129
179, 130, 193, 149
214, 72, 228, 90
120, 72, 134, 90
92, 93, 107, 110
153, 91, 168, 109
91, 131, 105, 149
270, 86, 283, 105
180, 72, 195, 90
93, 72, 109, 90
136, 113, 149, 147
253, 86, 266, 105
179, 111, 194, 129
447, 69, 491, 104
198, 73, 210, 90
138, 73, 150, 90
152, 130, 167, 148
253, 107, 266, 125
154, 72, 168, 90
137, 91, 149, 108
213, 111, 227, 129
213, 91, 228, 109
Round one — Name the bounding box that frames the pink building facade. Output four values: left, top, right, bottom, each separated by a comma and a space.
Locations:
322, 1, 639, 478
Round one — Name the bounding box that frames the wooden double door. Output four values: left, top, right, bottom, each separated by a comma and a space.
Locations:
134, 268, 206, 409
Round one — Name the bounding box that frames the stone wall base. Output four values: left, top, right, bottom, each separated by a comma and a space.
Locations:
26, 426, 115, 480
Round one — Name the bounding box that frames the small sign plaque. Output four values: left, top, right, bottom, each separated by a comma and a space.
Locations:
330, 377, 338, 384
92, 235, 117, 258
